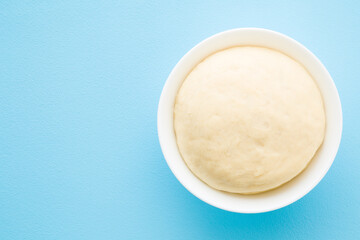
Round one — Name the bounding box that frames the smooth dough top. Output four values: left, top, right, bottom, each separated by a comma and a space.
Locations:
174, 46, 325, 194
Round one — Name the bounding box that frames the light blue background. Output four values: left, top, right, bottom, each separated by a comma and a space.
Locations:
0, 1, 359, 239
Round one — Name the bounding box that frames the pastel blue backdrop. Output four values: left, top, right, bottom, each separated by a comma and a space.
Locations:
0, 1, 359, 239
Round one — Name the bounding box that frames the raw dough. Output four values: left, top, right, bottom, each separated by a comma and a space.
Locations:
174, 46, 325, 194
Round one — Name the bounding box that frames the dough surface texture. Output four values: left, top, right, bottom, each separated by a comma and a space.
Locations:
174, 46, 325, 194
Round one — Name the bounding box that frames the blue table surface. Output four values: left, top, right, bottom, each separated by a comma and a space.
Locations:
1, 1, 359, 239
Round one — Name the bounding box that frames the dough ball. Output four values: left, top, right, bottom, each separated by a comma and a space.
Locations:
174, 46, 325, 194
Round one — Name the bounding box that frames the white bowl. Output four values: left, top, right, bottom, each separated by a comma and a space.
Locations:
157, 28, 342, 213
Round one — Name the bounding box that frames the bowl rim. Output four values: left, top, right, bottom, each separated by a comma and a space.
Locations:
157, 28, 343, 213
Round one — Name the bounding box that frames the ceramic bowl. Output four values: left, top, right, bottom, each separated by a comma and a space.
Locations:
157, 28, 342, 213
